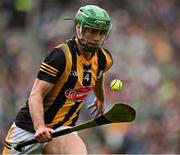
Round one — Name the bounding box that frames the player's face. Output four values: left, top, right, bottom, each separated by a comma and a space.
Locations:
82, 27, 107, 47
76, 24, 109, 53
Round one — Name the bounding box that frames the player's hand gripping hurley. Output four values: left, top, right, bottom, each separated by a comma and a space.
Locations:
14, 103, 136, 152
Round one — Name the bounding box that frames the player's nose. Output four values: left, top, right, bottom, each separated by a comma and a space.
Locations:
93, 32, 101, 43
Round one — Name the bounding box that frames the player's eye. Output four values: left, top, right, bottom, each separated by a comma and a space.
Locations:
91, 29, 99, 34
100, 30, 107, 35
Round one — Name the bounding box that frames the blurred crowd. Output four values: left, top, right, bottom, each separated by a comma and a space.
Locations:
0, 0, 180, 153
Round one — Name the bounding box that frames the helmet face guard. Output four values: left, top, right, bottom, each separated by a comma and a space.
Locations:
75, 5, 112, 53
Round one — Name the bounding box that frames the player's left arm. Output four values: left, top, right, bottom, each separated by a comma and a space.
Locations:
87, 75, 105, 117
87, 48, 113, 117
93, 74, 104, 103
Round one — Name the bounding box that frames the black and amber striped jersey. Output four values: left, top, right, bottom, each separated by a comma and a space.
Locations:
15, 38, 113, 133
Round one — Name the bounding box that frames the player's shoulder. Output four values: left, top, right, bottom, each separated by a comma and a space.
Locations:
99, 47, 113, 63
54, 39, 76, 55
101, 47, 112, 57
44, 43, 68, 66
48, 40, 72, 58
46, 47, 63, 61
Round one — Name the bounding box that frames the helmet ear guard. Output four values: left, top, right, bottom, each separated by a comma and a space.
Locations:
74, 5, 111, 53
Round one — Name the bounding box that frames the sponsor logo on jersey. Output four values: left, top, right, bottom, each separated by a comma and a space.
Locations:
69, 70, 78, 77
65, 86, 92, 101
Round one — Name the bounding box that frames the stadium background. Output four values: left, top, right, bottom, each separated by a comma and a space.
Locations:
0, 0, 180, 153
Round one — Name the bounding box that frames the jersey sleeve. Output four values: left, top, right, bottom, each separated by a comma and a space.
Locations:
37, 48, 66, 84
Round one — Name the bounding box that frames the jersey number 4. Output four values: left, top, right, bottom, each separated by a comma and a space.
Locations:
84, 74, 90, 81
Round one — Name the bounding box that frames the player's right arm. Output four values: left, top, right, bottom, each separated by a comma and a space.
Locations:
29, 79, 54, 142
28, 47, 66, 142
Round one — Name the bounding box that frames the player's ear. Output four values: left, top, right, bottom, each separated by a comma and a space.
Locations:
75, 24, 80, 32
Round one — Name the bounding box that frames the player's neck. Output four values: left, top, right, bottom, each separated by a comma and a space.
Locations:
75, 38, 93, 60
